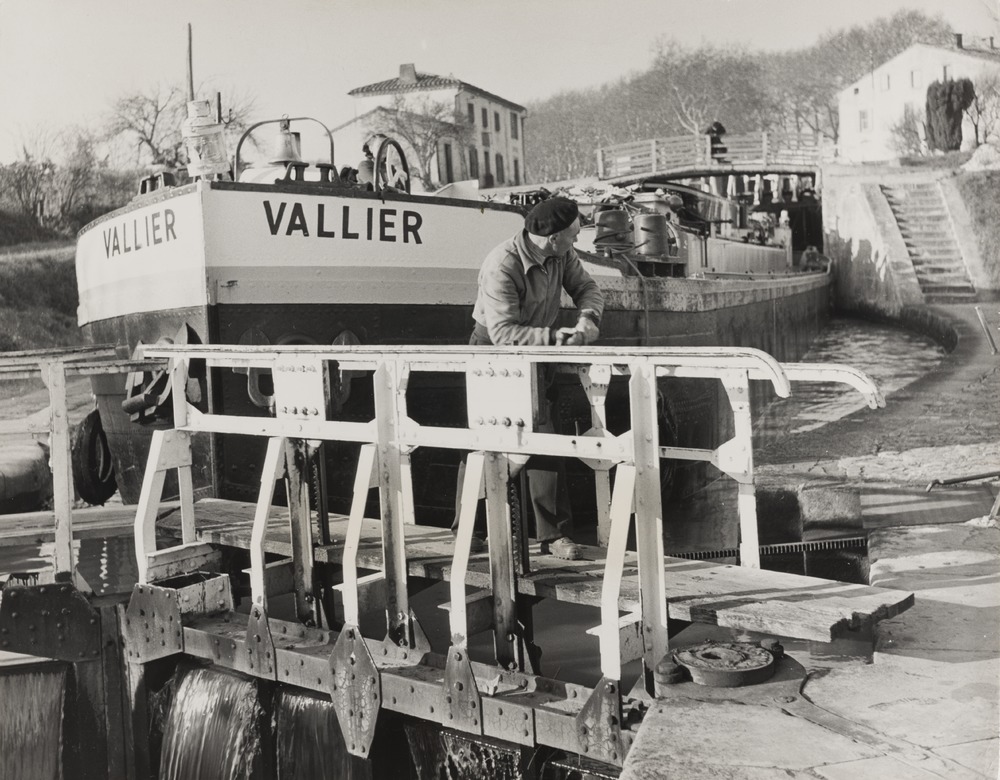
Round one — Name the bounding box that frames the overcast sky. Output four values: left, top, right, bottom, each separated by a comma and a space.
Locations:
0, 0, 994, 163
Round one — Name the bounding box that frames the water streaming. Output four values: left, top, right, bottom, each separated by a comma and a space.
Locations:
0, 665, 67, 780
274, 689, 361, 779
158, 666, 264, 780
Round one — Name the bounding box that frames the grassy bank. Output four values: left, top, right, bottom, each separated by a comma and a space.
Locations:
954, 170, 1000, 289
0, 251, 81, 352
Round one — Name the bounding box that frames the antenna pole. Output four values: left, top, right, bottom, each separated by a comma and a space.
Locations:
186, 23, 195, 101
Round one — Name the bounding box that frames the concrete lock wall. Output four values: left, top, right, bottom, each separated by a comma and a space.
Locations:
822, 171, 925, 318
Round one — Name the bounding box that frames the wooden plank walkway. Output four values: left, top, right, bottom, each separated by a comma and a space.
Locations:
161, 498, 914, 643
0, 503, 178, 546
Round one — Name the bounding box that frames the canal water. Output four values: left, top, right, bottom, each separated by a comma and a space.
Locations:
0, 316, 947, 778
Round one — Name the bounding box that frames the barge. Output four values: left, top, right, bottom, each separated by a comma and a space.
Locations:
73, 113, 831, 523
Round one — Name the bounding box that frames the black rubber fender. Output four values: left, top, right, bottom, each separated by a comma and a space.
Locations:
71, 409, 117, 505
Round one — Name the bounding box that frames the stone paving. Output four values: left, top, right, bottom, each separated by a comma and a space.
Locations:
624, 303, 1000, 779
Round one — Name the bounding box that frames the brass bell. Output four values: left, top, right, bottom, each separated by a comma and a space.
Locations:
270, 120, 302, 164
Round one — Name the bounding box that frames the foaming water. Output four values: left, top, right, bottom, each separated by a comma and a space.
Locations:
0, 666, 66, 780
405, 721, 522, 780
159, 667, 263, 780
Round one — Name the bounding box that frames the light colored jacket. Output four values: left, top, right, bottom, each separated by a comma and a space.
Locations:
472, 230, 604, 346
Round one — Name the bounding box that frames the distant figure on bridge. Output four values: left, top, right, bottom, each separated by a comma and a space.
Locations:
705, 120, 728, 162
454, 197, 605, 560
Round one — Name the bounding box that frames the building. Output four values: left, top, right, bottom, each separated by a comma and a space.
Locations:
334, 63, 527, 192
837, 35, 1000, 163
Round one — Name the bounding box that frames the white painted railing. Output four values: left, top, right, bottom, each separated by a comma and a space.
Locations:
134, 342, 882, 693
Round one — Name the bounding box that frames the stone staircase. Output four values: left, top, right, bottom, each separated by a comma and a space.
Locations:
881, 182, 977, 302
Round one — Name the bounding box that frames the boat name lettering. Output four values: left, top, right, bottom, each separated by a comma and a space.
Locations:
102, 209, 177, 258
262, 201, 422, 244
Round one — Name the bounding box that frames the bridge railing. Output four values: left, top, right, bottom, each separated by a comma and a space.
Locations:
0, 346, 164, 588
133, 343, 882, 699
596, 131, 825, 179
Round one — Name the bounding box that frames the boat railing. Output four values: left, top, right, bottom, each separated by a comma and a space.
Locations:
132, 342, 883, 696
0, 346, 166, 588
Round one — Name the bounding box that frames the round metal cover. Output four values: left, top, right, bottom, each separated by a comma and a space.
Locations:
674, 641, 775, 687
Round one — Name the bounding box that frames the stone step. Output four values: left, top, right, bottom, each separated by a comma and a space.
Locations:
902, 238, 958, 248
924, 292, 979, 303
896, 209, 948, 224
920, 284, 977, 296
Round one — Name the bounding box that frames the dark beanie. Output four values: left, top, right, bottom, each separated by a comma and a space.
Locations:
525, 198, 579, 236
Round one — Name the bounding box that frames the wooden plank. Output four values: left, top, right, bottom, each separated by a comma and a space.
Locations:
0, 503, 180, 546
159, 499, 914, 643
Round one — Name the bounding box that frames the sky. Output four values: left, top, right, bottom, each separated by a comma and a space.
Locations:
0, 0, 995, 163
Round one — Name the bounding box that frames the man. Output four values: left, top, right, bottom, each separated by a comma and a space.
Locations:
458, 197, 604, 560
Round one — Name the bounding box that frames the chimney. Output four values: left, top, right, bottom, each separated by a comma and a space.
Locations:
955, 33, 963, 49
399, 64, 417, 84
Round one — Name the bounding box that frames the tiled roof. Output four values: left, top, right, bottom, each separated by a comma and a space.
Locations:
349, 69, 526, 113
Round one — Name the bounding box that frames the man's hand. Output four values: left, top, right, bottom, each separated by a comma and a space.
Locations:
554, 327, 585, 346
575, 317, 600, 345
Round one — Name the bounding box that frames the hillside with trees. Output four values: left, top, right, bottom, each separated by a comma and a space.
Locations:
525, 9, 954, 182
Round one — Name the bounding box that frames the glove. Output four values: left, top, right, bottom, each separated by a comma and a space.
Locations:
574, 316, 600, 345
554, 327, 585, 346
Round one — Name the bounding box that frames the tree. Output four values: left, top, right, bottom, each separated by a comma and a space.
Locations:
966, 70, 1000, 145
889, 104, 926, 157
926, 78, 975, 151
0, 129, 59, 220
105, 83, 256, 169
645, 41, 771, 136
762, 9, 952, 143
364, 95, 471, 191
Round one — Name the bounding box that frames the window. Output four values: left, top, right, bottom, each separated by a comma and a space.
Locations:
880, 73, 890, 91
513, 158, 520, 185
442, 143, 453, 184
521, 117, 526, 140
910, 69, 922, 88
483, 151, 493, 187
481, 107, 488, 128
494, 112, 500, 131
859, 110, 870, 133
510, 112, 519, 139
467, 103, 475, 124
469, 147, 479, 179
495, 153, 504, 185
943, 65, 951, 80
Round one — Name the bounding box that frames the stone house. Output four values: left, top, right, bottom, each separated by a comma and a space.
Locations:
837, 34, 1000, 162
332, 63, 527, 192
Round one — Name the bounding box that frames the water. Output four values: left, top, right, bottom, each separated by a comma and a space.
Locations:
159, 667, 264, 780
754, 317, 945, 445
0, 665, 67, 780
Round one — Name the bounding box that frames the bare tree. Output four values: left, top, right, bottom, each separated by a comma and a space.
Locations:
0, 128, 59, 219
105, 83, 256, 169
365, 95, 471, 191
889, 104, 926, 157
967, 71, 1000, 146
106, 84, 186, 167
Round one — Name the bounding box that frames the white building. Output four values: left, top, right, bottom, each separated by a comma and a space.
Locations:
837, 35, 1000, 163
334, 64, 527, 192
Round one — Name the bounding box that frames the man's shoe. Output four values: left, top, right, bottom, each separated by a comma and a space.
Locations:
540, 536, 581, 560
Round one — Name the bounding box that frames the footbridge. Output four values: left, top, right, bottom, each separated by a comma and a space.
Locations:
596, 131, 828, 202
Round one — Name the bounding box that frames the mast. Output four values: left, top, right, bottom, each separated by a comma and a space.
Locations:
186, 23, 194, 101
